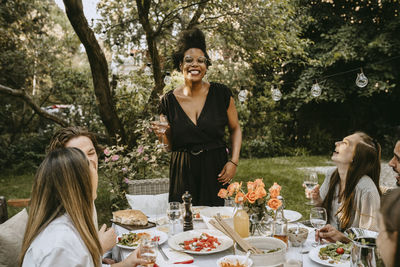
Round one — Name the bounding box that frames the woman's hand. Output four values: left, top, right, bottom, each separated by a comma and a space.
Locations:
316, 224, 350, 243
112, 247, 149, 267
310, 184, 323, 206
98, 224, 117, 254
218, 161, 237, 185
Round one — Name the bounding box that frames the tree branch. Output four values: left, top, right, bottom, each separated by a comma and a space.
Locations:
63, 0, 126, 142
186, 1, 208, 30
0, 84, 69, 127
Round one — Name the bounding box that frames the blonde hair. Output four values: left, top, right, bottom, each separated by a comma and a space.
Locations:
19, 148, 102, 266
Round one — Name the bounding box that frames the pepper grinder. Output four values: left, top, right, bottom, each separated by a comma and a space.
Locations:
182, 191, 193, 231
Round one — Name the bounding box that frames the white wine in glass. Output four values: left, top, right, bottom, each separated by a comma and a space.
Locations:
304, 172, 318, 205
140, 238, 157, 266
153, 115, 169, 148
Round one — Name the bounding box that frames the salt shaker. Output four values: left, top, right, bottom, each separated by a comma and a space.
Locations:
182, 191, 193, 231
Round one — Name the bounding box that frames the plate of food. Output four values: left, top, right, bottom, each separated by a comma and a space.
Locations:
168, 229, 233, 255
309, 242, 351, 267
217, 255, 253, 267
116, 229, 168, 250
111, 209, 156, 230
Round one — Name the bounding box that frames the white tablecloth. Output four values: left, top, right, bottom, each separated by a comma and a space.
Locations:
112, 220, 323, 267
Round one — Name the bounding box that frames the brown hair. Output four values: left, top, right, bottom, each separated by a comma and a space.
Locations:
380, 188, 400, 266
322, 132, 382, 229
47, 126, 101, 154
19, 148, 102, 266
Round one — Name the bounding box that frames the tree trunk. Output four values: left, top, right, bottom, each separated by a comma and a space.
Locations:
63, 0, 126, 142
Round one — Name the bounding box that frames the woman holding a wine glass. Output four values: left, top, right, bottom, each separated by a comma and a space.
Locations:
153, 27, 242, 206
308, 132, 381, 232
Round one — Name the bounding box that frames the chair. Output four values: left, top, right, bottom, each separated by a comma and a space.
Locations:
0, 196, 30, 223
127, 178, 169, 195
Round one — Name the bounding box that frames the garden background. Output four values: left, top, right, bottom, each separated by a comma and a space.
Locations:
1, 0, 399, 225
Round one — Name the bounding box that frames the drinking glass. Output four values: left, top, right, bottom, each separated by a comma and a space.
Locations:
140, 238, 157, 266
310, 207, 327, 247
153, 115, 169, 148
304, 172, 318, 205
167, 202, 181, 236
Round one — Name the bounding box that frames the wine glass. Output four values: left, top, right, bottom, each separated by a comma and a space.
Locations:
167, 202, 181, 236
140, 238, 157, 266
304, 172, 318, 205
310, 207, 327, 247
153, 115, 169, 148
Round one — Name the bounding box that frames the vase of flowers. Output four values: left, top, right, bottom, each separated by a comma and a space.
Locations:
218, 179, 283, 235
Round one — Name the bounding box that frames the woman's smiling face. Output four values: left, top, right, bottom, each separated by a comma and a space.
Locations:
181, 48, 207, 83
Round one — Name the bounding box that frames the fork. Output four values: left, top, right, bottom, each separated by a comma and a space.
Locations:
157, 242, 169, 261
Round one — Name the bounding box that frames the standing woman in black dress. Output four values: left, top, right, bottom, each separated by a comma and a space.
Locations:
154, 28, 242, 206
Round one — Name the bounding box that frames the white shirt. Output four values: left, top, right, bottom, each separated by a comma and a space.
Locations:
22, 213, 108, 267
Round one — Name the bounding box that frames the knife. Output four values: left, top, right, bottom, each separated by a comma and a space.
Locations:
156, 242, 169, 261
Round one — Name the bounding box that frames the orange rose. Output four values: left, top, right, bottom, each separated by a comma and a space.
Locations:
247, 181, 256, 191
255, 186, 267, 198
217, 188, 228, 199
246, 190, 258, 204
227, 182, 240, 196
267, 198, 282, 210
269, 182, 281, 198
235, 191, 246, 203
254, 178, 265, 188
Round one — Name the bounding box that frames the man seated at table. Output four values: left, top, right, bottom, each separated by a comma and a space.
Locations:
47, 126, 117, 264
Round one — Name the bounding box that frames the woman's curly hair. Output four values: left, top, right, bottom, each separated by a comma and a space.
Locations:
172, 27, 212, 71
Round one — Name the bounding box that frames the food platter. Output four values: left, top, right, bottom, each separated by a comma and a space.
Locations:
309, 244, 350, 267
168, 229, 233, 255
111, 219, 156, 230
116, 229, 168, 250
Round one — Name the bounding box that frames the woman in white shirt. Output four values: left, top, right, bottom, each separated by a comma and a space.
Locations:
19, 148, 148, 267
311, 132, 381, 231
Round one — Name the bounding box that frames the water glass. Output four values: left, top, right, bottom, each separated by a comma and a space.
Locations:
310, 207, 327, 247
304, 172, 318, 205
167, 202, 181, 236
153, 115, 169, 148
140, 238, 157, 266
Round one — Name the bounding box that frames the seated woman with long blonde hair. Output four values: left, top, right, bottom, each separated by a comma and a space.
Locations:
19, 148, 147, 267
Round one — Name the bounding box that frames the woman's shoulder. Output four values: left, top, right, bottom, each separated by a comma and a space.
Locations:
356, 176, 379, 193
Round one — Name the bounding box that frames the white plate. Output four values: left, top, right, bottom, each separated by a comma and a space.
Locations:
200, 206, 235, 218
217, 255, 253, 267
309, 244, 350, 267
283, 210, 302, 222
168, 229, 233, 255
116, 229, 168, 250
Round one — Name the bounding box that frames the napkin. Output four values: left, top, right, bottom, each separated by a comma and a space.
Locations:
126, 193, 168, 221
157, 247, 194, 265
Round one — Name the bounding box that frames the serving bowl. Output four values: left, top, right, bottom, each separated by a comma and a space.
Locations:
288, 227, 308, 247
234, 237, 286, 267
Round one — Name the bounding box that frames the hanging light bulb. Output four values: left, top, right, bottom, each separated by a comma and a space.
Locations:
310, 81, 322, 97
111, 45, 118, 52
144, 63, 152, 76
99, 31, 107, 41
356, 68, 368, 88
271, 86, 282, 101
238, 89, 249, 103
163, 71, 171, 84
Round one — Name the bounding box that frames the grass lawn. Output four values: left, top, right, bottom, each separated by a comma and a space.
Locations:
0, 155, 332, 226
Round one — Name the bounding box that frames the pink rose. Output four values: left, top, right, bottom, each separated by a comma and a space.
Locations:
143, 156, 149, 161
124, 178, 130, 184
104, 148, 111, 156
105, 157, 109, 162
111, 155, 119, 161
122, 167, 127, 172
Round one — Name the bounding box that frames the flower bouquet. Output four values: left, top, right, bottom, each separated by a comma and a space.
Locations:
218, 179, 282, 219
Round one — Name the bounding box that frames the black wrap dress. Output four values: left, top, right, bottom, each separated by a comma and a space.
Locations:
159, 82, 232, 206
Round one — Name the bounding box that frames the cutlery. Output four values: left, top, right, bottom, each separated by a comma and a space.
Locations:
157, 242, 169, 261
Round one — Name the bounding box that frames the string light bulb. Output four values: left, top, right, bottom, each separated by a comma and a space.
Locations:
271, 85, 282, 101
311, 81, 322, 97
238, 89, 249, 103
356, 68, 368, 88
163, 71, 171, 84
144, 63, 152, 76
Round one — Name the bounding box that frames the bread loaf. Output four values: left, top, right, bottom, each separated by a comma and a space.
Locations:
112, 209, 148, 226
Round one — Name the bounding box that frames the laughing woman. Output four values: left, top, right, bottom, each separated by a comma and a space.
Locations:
311, 132, 381, 232
153, 28, 242, 206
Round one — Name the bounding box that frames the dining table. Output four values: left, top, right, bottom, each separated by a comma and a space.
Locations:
111, 208, 332, 267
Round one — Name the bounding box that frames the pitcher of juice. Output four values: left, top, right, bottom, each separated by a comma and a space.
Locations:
234, 203, 250, 238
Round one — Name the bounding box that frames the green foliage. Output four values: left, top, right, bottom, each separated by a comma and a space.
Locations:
99, 121, 169, 210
